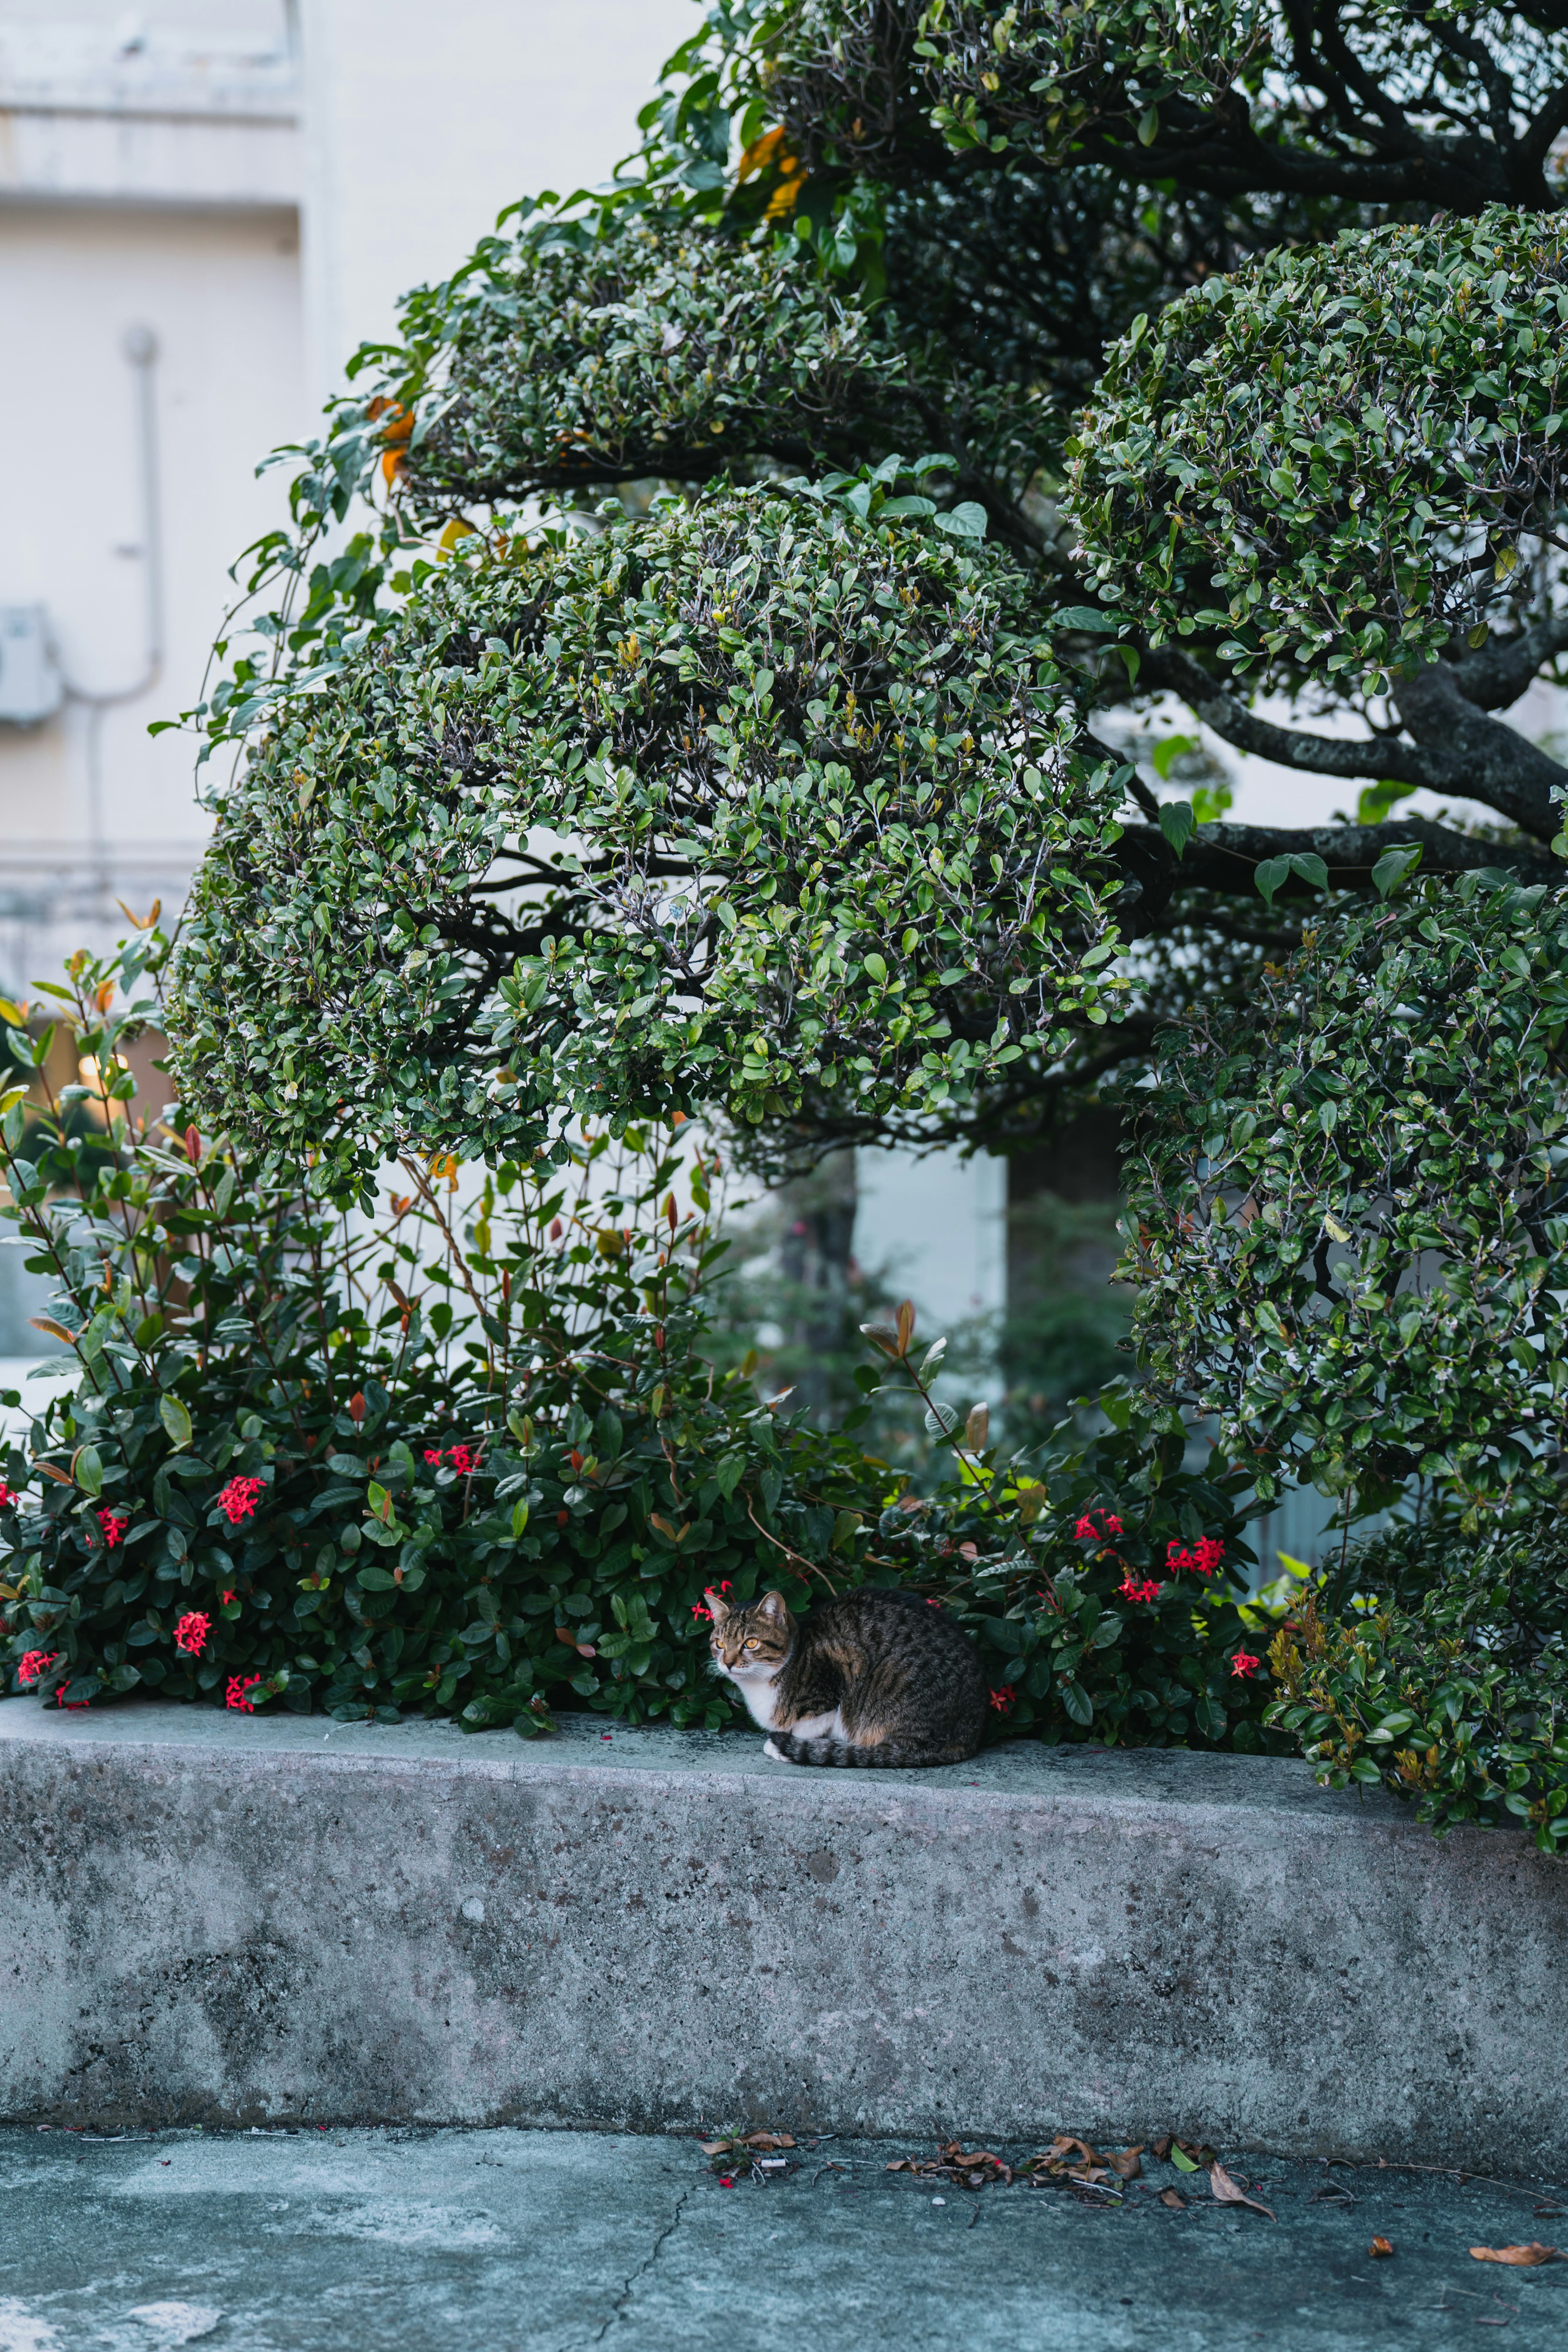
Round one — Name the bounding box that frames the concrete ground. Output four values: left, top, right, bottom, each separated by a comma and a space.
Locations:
3, 2127, 1566, 2351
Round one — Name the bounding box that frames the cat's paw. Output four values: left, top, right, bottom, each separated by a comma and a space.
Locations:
763, 1737, 785, 1762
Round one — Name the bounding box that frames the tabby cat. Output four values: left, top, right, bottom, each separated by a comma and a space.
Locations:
708, 1586, 987, 1767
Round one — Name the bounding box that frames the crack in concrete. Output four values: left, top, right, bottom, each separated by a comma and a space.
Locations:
577, 2182, 695, 2348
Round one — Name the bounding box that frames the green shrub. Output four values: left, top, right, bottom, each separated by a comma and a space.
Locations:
168, 480, 1125, 1192
1265, 1510, 1568, 1852
1126, 870, 1568, 1518
2, 933, 1273, 1752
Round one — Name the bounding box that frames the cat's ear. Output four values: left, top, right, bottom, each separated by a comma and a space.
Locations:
706, 1591, 731, 1625
756, 1590, 792, 1629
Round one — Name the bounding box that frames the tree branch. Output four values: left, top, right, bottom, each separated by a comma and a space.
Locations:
1144, 644, 1568, 840
1141, 646, 1441, 786
1394, 664, 1568, 841
1445, 617, 1568, 710
1125, 818, 1563, 911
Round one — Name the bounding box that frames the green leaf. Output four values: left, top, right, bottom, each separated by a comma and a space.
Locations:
159, 1396, 193, 1451
1059, 1676, 1093, 1726
1253, 856, 1291, 907
1052, 605, 1121, 634
1370, 843, 1421, 899
1158, 801, 1194, 860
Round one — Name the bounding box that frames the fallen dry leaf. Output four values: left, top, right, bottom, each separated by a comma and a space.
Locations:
886, 2144, 1012, 2188
1160, 2188, 1187, 2209
1152, 2136, 1174, 2162
698, 2131, 795, 2157
1209, 2162, 1276, 2221
1370, 2237, 1394, 2258
1106, 2145, 1144, 2181
1470, 2244, 1565, 2267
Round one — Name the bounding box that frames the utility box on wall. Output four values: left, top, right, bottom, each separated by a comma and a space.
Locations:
0, 607, 62, 726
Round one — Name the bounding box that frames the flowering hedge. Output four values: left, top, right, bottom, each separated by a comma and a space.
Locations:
1, 934, 1274, 1750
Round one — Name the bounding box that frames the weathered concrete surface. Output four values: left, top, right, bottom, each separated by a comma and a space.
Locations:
1, 1698, 1563, 2169
2, 2126, 1567, 2351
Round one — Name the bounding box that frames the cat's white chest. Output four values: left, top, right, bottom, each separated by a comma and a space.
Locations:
723, 1661, 785, 1730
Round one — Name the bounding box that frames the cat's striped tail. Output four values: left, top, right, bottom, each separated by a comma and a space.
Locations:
765, 1732, 971, 1769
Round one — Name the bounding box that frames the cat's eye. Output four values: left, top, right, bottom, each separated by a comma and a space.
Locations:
745, 1638, 760, 1650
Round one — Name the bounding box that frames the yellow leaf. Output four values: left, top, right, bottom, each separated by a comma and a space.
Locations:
736, 125, 785, 183
30, 1316, 78, 1347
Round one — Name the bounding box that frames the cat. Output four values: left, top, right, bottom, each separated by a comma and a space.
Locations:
707, 1585, 987, 1767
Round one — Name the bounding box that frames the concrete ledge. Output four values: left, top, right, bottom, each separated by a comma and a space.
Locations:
2, 1698, 1563, 2169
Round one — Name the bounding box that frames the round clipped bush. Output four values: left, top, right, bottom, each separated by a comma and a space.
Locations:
1071, 209, 1568, 683
764, 0, 1261, 170
170, 486, 1126, 1186
1125, 872, 1568, 1513
395, 212, 905, 506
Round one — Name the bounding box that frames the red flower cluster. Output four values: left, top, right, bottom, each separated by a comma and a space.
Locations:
175, 1611, 211, 1658
1118, 1576, 1164, 1605
690, 1601, 713, 1623
1167, 1537, 1225, 1577
425, 1443, 476, 1474
18, 1650, 59, 1686
225, 1673, 265, 1712
987, 1685, 1016, 1712
216, 1476, 265, 1525
56, 1681, 89, 1712
1074, 1507, 1124, 1541
1230, 1651, 1261, 1680
0, 1480, 16, 1509
95, 1509, 129, 1547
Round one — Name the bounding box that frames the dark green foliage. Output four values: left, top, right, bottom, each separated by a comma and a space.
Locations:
1126, 870, 1568, 1515
1074, 210, 1568, 685
396, 213, 904, 505
4, 937, 1271, 1754
1266, 1509, 1568, 1851
170, 484, 1126, 1188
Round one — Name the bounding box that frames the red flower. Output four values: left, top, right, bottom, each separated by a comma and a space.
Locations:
221, 1589, 237, 1606
175, 1611, 211, 1657
55, 1681, 90, 1711
925, 1597, 942, 1608
445, 1445, 474, 1476
1118, 1576, 1164, 1604
423, 1449, 443, 1467
1230, 1651, 1261, 1679
225, 1673, 265, 1712
690, 1602, 713, 1623
96, 1509, 129, 1548
216, 1476, 265, 1526
0, 1481, 16, 1508
718, 2176, 735, 2188
1075, 1508, 1124, 1542
18, 1650, 59, 1686
1193, 1536, 1225, 1576
988, 1685, 1016, 1712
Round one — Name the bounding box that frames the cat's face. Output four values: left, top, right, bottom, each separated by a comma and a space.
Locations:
708, 1589, 794, 1678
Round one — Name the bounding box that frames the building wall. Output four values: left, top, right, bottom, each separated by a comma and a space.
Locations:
0, 0, 690, 992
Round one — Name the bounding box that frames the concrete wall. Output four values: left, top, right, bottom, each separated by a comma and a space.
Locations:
2, 1701, 1562, 2171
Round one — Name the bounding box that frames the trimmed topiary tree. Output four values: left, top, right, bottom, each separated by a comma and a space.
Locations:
174, 4, 1568, 1173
